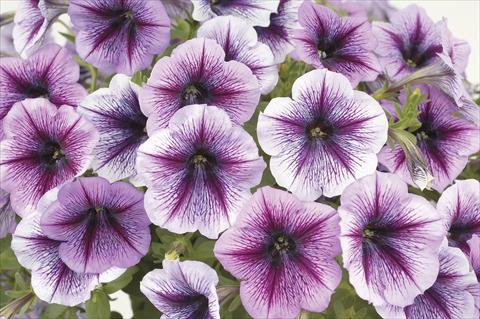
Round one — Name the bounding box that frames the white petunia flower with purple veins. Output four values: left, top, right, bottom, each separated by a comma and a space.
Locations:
254, 0, 301, 64
197, 16, 278, 95
161, 0, 193, 20
0, 189, 16, 238
375, 245, 478, 319
379, 86, 479, 192
0, 43, 87, 137
191, 0, 279, 27
140, 38, 260, 133
338, 171, 445, 307
215, 187, 342, 319
11, 190, 125, 306
257, 69, 388, 201
140, 260, 220, 319
12, 0, 68, 57
137, 104, 265, 239
39, 176, 151, 274
436, 179, 480, 254
0, 98, 98, 216
291, 1, 381, 86
68, 0, 170, 75
78, 74, 147, 185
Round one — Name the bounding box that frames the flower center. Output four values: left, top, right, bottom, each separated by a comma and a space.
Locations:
306, 119, 332, 141
310, 127, 327, 139
402, 46, 429, 69
24, 81, 49, 99
187, 149, 217, 172
37, 140, 65, 168
266, 233, 297, 265
181, 83, 209, 106
448, 223, 472, 245
413, 122, 437, 141
317, 39, 337, 60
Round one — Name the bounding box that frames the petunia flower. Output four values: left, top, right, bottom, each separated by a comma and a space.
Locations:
140, 38, 260, 133
78, 74, 147, 185
291, 1, 381, 86
12, 0, 67, 57
338, 171, 445, 307
257, 69, 388, 201
68, 0, 170, 75
197, 16, 278, 94
467, 236, 480, 317
379, 86, 479, 192
438, 18, 471, 75
0, 189, 16, 238
140, 259, 220, 319
375, 245, 478, 319
191, 0, 279, 27
0, 98, 98, 215
436, 179, 480, 254
254, 0, 302, 64
329, 0, 396, 22
136, 104, 265, 239
11, 190, 124, 306
0, 43, 87, 136
162, 0, 193, 20
214, 187, 342, 319
39, 176, 151, 274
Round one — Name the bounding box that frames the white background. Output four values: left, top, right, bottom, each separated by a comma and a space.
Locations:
1, 1, 479, 318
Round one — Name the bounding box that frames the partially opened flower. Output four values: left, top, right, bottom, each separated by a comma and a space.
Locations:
79, 74, 147, 184
292, 1, 381, 86
39, 177, 151, 274
162, 0, 193, 20
13, 0, 67, 57
197, 16, 278, 94
437, 179, 480, 254
379, 86, 479, 192
0, 98, 98, 215
0, 189, 16, 238
215, 187, 341, 319
69, 0, 170, 75
191, 0, 279, 27
0, 43, 87, 135
338, 171, 445, 307
140, 38, 260, 133
254, 0, 301, 63
375, 245, 478, 319
257, 69, 388, 201
372, 5, 444, 81
137, 104, 265, 239
11, 192, 124, 306
140, 260, 220, 319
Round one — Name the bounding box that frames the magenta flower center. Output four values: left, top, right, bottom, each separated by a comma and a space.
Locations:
37, 140, 65, 169
266, 232, 297, 265
181, 83, 209, 106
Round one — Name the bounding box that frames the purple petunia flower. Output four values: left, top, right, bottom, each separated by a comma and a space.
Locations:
11, 190, 125, 306
375, 244, 478, 319
162, 0, 193, 20
254, 0, 301, 64
257, 69, 388, 201
140, 259, 220, 319
338, 171, 445, 307
13, 0, 67, 57
329, 0, 396, 22
0, 189, 16, 238
39, 176, 151, 274
0, 98, 98, 215
191, 0, 279, 27
140, 38, 260, 133
215, 187, 341, 319
197, 16, 278, 94
437, 179, 480, 254
136, 104, 265, 239
438, 18, 471, 75
0, 43, 87, 136
78, 74, 147, 185
291, 1, 381, 86
68, 0, 170, 75
379, 86, 479, 192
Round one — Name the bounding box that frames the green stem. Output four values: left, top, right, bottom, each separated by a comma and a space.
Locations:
89, 65, 98, 92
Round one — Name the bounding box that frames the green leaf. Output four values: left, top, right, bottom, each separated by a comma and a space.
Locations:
40, 304, 68, 319
5, 290, 30, 299
171, 18, 191, 41
58, 32, 75, 43
86, 289, 110, 319
14, 272, 29, 291
190, 238, 215, 261
228, 295, 242, 312
103, 267, 139, 294
0, 247, 21, 270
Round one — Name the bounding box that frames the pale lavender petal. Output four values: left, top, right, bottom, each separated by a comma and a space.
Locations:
0, 189, 16, 238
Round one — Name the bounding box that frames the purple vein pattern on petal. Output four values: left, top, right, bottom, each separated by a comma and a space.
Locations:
136, 104, 265, 239
257, 69, 388, 201
338, 171, 445, 307
39, 177, 151, 274
140, 37, 260, 133
0, 98, 98, 216
215, 187, 341, 319
69, 0, 170, 75
140, 259, 220, 319
197, 15, 278, 94
79, 74, 147, 185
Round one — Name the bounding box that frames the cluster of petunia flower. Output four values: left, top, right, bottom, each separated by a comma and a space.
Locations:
0, 0, 478, 319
